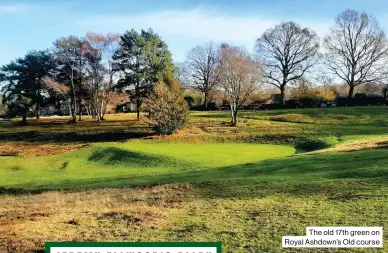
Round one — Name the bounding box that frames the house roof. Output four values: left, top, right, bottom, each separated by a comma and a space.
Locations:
264, 94, 283, 104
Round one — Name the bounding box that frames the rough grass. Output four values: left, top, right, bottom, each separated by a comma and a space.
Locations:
2, 107, 388, 150
166, 107, 388, 146
0, 114, 153, 156
1, 107, 388, 253
1, 176, 387, 252
307, 135, 388, 154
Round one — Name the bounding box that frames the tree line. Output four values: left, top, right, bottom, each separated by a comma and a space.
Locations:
1, 9, 388, 127
0, 29, 175, 125
182, 9, 388, 112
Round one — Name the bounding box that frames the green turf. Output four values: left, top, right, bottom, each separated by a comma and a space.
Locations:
0, 142, 295, 189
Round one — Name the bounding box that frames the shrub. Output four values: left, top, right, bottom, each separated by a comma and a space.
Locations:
3, 94, 34, 124
289, 83, 336, 108
295, 139, 330, 151
335, 96, 386, 106
184, 95, 195, 108
145, 82, 189, 135
295, 137, 338, 151
0, 96, 8, 117
298, 96, 321, 107
354, 93, 367, 99
183, 90, 203, 109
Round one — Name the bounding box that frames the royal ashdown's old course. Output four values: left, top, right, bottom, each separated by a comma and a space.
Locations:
0, 107, 387, 253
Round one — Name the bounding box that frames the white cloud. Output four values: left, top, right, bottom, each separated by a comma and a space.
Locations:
0, 2, 71, 14
0, 3, 28, 13
78, 7, 332, 61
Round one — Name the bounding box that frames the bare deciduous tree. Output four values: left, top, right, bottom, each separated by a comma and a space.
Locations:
255, 21, 319, 105
219, 44, 262, 126
53, 36, 92, 123
85, 32, 120, 121
183, 42, 220, 108
324, 9, 388, 99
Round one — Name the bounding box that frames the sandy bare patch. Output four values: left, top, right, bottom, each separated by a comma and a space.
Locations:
0, 142, 89, 157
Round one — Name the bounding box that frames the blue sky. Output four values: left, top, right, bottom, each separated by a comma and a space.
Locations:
1, 0, 388, 65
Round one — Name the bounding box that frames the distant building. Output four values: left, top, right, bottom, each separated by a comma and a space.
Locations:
263, 94, 284, 105
117, 97, 137, 112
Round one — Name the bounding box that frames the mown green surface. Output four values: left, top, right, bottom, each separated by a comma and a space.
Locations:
3, 145, 387, 191
0, 142, 295, 189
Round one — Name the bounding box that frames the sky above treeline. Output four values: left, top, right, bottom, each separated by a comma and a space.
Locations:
1, 0, 388, 65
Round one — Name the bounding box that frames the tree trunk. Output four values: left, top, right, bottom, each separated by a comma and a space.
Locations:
70, 98, 76, 123
204, 92, 208, 109
69, 70, 77, 123
22, 114, 27, 125
348, 85, 355, 99
70, 87, 77, 123
280, 85, 286, 106
100, 100, 107, 121
36, 89, 41, 120
231, 111, 238, 126
36, 105, 40, 120
136, 98, 140, 120
99, 101, 106, 121
86, 105, 91, 117
78, 100, 82, 121
230, 103, 238, 126
68, 101, 72, 116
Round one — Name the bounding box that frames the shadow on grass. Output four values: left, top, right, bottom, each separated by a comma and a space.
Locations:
191, 108, 376, 118
88, 147, 194, 168
0, 127, 154, 143
0, 186, 43, 195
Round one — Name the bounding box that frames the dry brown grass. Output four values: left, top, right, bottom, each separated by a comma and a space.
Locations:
305, 136, 388, 155
0, 142, 90, 157
0, 183, 193, 253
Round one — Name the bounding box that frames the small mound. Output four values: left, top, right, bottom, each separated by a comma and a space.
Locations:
295, 137, 338, 151
270, 114, 314, 123
331, 114, 356, 120
88, 146, 191, 168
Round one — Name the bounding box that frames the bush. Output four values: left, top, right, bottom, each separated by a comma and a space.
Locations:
184, 96, 195, 108
354, 93, 367, 99
298, 96, 321, 107
295, 137, 338, 151
289, 84, 336, 108
295, 139, 330, 151
183, 91, 203, 109
335, 95, 386, 106
145, 82, 189, 135
0, 96, 8, 117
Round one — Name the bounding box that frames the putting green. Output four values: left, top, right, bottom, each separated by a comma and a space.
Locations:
0, 142, 295, 189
